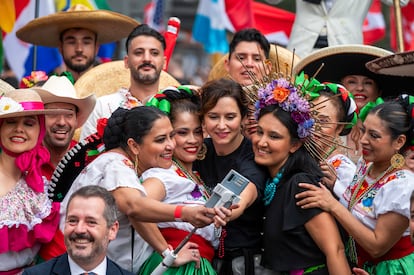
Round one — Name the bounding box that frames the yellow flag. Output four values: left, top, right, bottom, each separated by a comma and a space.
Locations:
0, 0, 16, 33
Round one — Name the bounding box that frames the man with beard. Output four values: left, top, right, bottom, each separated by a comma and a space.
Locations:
16, 4, 139, 82
80, 24, 167, 139
34, 75, 96, 180
23, 186, 134, 275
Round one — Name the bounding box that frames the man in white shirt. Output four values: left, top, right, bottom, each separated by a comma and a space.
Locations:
23, 186, 133, 275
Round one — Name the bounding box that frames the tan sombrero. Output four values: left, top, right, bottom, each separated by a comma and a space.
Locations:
0, 79, 14, 93
208, 44, 300, 81
366, 50, 414, 77
34, 75, 96, 128
0, 89, 71, 119
293, 44, 413, 98
74, 60, 180, 99
16, 4, 139, 47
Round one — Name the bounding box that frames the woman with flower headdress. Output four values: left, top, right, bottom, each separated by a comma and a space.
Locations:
139, 86, 231, 274
194, 78, 268, 275
299, 75, 358, 195
297, 95, 414, 274
252, 76, 351, 274
0, 88, 71, 274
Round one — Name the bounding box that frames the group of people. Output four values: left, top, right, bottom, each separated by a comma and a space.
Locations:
1, 2, 414, 275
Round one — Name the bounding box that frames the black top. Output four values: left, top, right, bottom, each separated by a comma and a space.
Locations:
194, 137, 268, 249
262, 172, 328, 273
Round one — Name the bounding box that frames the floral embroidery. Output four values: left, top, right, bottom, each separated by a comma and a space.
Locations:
119, 89, 142, 109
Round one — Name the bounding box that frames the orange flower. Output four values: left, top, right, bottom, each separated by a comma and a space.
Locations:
273, 87, 290, 102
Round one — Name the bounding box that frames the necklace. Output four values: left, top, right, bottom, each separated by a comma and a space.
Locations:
263, 169, 284, 206
172, 158, 210, 200
347, 164, 394, 211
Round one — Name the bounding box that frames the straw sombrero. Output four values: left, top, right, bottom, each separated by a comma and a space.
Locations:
293, 44, 413, 97
74, 60, 180, 98
208, 44, 300, 81
366, 50, 414, 77
0, 89, 71, 119
0, 79, 14, 93
34, 76, 96, 128
16, 4, 139, 47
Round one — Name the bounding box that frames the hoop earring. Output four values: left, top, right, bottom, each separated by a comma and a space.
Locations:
391, 152, 405, 169
197, 144, 207, 160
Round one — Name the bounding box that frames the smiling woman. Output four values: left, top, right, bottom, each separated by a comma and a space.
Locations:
0, 88, 70, 274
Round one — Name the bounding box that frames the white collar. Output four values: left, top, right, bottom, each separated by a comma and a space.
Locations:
68, 254, 107, 275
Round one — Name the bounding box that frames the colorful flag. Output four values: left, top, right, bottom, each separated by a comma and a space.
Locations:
224, 0, 255, 31
192, 0, 234, 54
252, 1, 295, 46
390, 1, 414, 51
362, 0, 385, 45
3, 0, 62, 79
144, 0, 165, 33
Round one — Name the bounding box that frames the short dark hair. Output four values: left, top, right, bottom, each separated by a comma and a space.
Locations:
67, 186, 118, 228
229, 28, 270, 59
125, 24, 166, 53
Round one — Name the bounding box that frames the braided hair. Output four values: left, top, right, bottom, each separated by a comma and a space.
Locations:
103, 106, 168, 151
146, 86, 200, 123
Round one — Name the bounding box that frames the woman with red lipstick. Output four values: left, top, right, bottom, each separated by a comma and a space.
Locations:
297, 95, 414, 274
193, 78, 268, 275
294, 45, 413, 163
0, 87, 70, 274
139, 86, 231, 274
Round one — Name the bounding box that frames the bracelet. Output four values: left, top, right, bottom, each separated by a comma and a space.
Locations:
161, 248, 171, 258
174, 205, 184, 222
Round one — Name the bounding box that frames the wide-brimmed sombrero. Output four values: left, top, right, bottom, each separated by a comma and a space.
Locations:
293, 44, 413, 97
74, 60, 180, 99
366, 50, 414, 77
208, 44, 300, 81
16, 4, 139, 47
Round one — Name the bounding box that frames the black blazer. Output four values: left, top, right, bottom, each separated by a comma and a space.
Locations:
22, 253, 134, 275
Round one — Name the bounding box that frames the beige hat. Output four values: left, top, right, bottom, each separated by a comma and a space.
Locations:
16, 4, 139, 47
34, 75, 96, 128
74, 60, 180, 98
0, 89, 71, 119
292, 44, 414, 98
0, 79, 14, 93
208, 44, 301, 81
366, 50, 414, 77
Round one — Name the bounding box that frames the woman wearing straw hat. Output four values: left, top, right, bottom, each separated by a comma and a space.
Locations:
0, 88, 71, 274
294, 44, 414, 163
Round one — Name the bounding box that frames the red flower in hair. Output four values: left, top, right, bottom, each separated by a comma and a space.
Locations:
96, 118, 108, 137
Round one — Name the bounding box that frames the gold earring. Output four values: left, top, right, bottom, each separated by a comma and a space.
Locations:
197, 143, 207, 160
391, 152, 405, 169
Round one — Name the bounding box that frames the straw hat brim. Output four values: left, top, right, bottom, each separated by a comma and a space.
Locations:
208, 44, 301, 81
34, 89, 96, 128
366, 50, 414, 77
16, 10, 139, 47
0, 79, 14, 93
74, 60, 180, 99
293, 44, 413, 97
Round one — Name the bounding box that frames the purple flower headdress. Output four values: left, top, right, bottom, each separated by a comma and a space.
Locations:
255, 77, 314, 139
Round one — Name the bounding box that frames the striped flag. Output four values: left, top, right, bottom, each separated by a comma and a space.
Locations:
362, 0, 385, 45
144, 0, 165, 33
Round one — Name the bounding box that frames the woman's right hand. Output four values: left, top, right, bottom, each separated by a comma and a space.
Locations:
181, 206, 215, 228
172, 241, 201, 268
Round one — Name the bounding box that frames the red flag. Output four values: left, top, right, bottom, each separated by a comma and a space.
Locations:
252, 2, 295, 46
362, 0, 385, 45
224, 0, 255, 31
390, 2, 414, 51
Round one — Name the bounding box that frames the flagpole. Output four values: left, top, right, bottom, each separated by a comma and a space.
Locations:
32, 0, 40, 71
393, 0, 404, 52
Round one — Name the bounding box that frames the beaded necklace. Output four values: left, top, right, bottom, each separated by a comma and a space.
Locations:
346, 163, 395, 265
172, 158, 210, 201
263, 169, 284, 206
